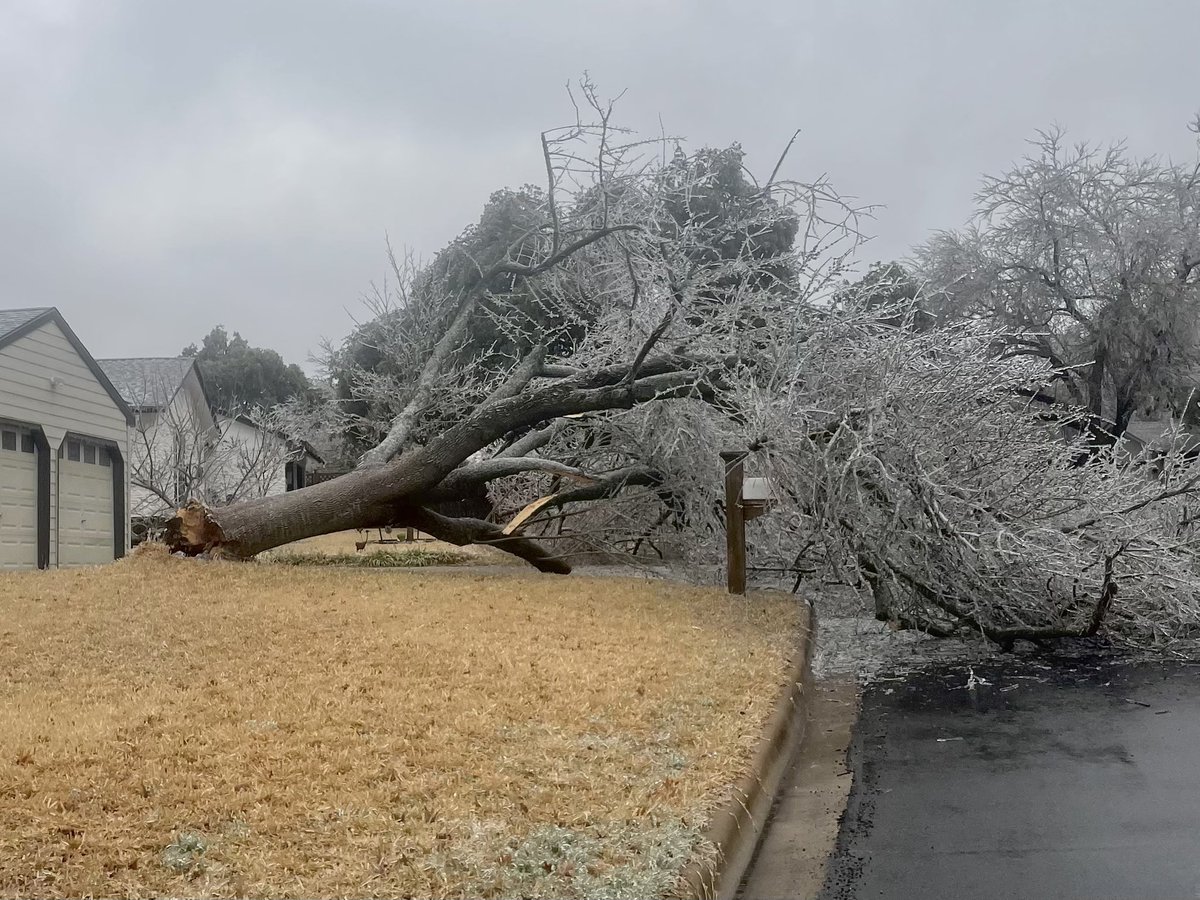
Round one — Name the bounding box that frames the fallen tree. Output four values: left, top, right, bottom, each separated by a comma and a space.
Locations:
165, 87, 1200, 649
164, 354, 727, 569
165, 83, 862, 569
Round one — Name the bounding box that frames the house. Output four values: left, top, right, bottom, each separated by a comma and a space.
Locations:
1119, 412, 1200, 462
97, 356, 216, 525
97, 357, 322, 537
0, 307, 133, 569
211, 414, 323, 501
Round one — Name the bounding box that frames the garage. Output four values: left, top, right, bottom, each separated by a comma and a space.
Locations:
0, 307, 132, 569
58, 436, 118, 567
0, 423, 38, 569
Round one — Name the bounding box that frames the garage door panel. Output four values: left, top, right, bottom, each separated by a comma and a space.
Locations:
0, 425, 38, 569
59, 438, 115, 567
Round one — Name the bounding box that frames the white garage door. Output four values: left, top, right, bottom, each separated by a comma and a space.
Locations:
59, 437, 115, 567
0, 424, 38, 569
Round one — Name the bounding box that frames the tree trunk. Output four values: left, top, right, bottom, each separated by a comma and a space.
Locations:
163, 462, 571, 574
163, 457, 445, 557
161, 356, 711, 570
1073, 345, 1120, 459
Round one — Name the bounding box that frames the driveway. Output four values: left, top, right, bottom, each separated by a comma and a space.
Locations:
813, 658, 1200, 900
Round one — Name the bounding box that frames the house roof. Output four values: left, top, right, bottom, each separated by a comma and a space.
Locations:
96, 357, 198, 411
1124, 416, 1170, 446
1122, 414, 1200, 451
0, 307, 135, 425
0, 307, 51, 341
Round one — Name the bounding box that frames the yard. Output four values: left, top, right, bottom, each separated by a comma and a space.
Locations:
0, 549, 800, 898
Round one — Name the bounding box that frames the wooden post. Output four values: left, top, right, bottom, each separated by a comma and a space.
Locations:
721, 450, 748, 595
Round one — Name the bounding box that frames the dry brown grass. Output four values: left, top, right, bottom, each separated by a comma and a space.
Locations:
0, 550, 800, 898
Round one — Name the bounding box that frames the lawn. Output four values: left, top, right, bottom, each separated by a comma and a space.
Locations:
0, 549, 801, 898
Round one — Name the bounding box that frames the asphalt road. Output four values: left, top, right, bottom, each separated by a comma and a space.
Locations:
818, 658, 1200, 900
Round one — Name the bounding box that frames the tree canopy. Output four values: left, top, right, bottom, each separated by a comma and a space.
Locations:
833, 260, 934, 330
915, 126, 1200, 443
327, 143, 804, 460
183, 326, 312, 413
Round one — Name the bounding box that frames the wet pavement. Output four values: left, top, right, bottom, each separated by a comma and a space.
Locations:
817, 658, 1200, 900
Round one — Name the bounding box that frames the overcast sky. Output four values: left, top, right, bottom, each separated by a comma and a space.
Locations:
3, 1, 1198, 372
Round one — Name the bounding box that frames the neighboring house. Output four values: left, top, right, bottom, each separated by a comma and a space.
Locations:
210, 414, 323, 502
1023, 385, 1200, 459
0, 307, 133, 570
1119, 413, 1200, 461
97, 356, 217, 524
97, 357, 321, 539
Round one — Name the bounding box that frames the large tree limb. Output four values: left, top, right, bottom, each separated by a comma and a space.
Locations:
497, 420, 570, 458
423, 367, 716, 475
527, 465, 663, 513
401, 505, 571, 574
359, 223, 645, 469
488, 344, 547, 403
358, 286, 480, 468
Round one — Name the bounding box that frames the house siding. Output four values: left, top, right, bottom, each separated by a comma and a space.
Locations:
0, 319, 130, 565
215, 417, 288, 498
212, 417, 320, 500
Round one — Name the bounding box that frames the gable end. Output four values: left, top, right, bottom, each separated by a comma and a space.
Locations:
0, 309, 135, 426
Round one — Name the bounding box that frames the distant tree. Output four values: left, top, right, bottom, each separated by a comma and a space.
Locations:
834, 261, 934, 330
183, 326, 312, 412
915, 124, 1200, 445
123, 374, 298, 542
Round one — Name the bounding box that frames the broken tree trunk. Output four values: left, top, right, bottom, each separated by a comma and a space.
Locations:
161, 356, 714, 571
163, 472, 571, 574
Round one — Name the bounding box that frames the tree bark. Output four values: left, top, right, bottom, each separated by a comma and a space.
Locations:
163, 457, 446, 558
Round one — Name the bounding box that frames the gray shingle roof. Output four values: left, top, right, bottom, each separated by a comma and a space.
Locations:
0, 307, 51, 341
96, 357, 196, 410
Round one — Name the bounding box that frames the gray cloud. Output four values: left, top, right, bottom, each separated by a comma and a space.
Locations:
2, 0, 1198, 370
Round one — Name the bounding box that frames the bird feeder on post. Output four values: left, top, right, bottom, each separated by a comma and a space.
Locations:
721, 450, 775, 595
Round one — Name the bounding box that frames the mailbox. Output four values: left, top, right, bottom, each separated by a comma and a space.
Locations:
720, 451, 775, 595
741, 476, 774, 521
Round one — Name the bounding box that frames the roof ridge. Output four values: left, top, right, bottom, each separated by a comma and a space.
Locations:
0, 308, 135, 425
96, 355, 195, 361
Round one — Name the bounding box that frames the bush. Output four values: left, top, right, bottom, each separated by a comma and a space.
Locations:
268, 548, 471, 568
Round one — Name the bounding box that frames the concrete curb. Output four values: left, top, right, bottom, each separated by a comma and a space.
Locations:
674, 599, 816, 900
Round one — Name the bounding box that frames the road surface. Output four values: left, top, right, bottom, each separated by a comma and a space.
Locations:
815, 658, 1200, 900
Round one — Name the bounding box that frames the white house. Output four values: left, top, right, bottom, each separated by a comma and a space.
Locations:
211, 414, 323, 501
97, 356, 216, 522
97, 357, 322, 537
0, 307, 133, 570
